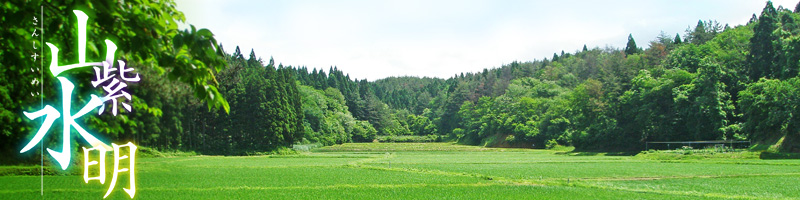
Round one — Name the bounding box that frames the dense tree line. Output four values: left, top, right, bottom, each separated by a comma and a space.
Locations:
308, 1, 800, 152
1, 0, 229, 162
182, 47, 304, 154
4, 1, 800, 161
388, 2, 799, 152
289, 67, 440, 137
298, 84, 377, 144
267, 0, 800, 153
176, 1, 800, 152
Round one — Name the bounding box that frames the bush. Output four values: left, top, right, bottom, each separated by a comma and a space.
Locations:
137, 146, 198, 158
137, 146, 166, 158
505, 135, 516, 143
545, 139, 559, 149
244, 147, 297, 156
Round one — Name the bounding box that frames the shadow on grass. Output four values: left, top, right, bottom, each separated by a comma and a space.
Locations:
760, 152, 800, 159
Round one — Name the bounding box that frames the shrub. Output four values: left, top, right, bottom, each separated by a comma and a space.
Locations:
545, 139, 559, 149
505, 135, 516, 143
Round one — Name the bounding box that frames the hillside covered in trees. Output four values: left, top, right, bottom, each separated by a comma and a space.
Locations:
3, 1, 800, 160
280, 1, 800, 152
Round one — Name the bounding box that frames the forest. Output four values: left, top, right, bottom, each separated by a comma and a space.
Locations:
2, 0, 800, 161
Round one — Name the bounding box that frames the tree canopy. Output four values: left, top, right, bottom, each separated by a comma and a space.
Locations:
3, 1, 800, 158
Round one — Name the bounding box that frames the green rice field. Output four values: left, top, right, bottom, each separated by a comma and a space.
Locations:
1, 143, 799, 199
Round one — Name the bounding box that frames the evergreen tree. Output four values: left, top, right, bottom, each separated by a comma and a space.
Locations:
624, 34, 639, 55
691, 20, 707, 45
749, 1, 779, 79
328, 66, 340, 89
247, 49, 260, 67
233, 46, 244, 60
795, 1, 800, 13
268, 56, 275, 68
8, 0, 800, 156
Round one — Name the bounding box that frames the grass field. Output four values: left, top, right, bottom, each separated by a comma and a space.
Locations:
1, 143, 799, 199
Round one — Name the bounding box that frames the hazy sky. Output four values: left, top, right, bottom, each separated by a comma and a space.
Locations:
175, 0, 799, 81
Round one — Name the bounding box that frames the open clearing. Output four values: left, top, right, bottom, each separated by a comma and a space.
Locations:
1, 143, 799, 199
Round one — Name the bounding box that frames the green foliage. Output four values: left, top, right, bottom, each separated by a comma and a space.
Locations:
664, 43, 709, 73
452, 2, 800, 151
290, 3, 800, 153
181, 49, 304, 155
686, 61, 735, 140
314, 142, 497, 152
738, 78, 800, 145
749, 1, 780, 80
351, 120, 378, 142
435, 3, 798, 151
617, 69, 694, 143
405, 111, 437, 135
545, 139, 558, 149
7, 0, 800, 159
454, 78, 571, 147
1, 0, 229, 160
685, 20, 722, 45
505, 135, 516, 143
624, 34, 640, 55
298, 85, 375, 144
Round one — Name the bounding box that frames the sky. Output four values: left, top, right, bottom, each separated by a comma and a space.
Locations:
174, 0, 799, 81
